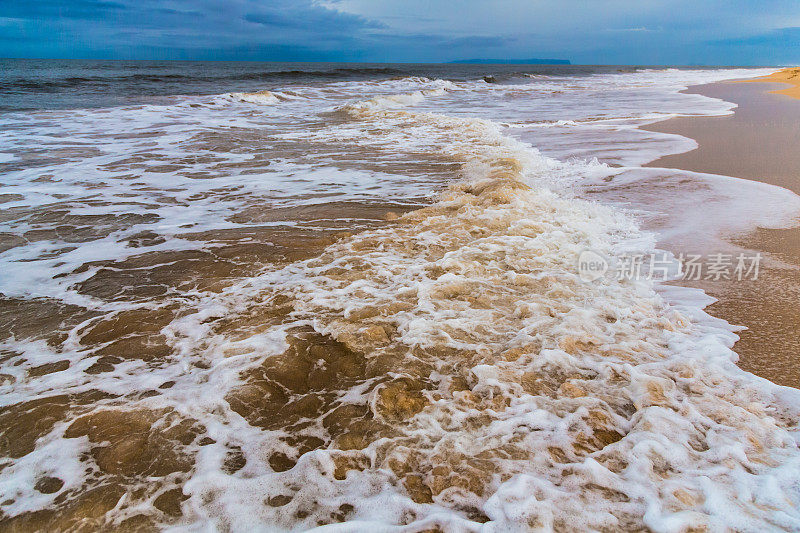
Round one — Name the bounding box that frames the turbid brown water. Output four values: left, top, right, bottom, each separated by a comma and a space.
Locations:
644, 79, 800, 388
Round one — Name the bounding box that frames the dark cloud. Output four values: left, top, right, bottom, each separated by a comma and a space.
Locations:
711, 27, 800, 46
0, 0, 383, 59
0, 0, 127, 20
243, 4, 383, 31
1, 0, 798, 63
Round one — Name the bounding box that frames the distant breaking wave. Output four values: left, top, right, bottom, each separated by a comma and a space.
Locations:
0, 68, 412, 92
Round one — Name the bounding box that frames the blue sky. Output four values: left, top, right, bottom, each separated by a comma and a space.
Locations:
1, 0, 798, 64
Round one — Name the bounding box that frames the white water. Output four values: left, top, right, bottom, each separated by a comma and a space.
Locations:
1, 67, 800, 531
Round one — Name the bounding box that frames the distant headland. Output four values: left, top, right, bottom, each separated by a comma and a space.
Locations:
449, 58, 571, 65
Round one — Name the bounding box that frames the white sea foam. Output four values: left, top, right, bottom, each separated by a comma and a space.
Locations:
1, 67, 799, 531
228, 90, 307, 105
166, 77, 800, 530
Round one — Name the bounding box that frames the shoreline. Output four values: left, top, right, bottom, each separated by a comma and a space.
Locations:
642, 74, 800, 388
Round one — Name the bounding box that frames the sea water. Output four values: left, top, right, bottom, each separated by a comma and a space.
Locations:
0, 60, 798, 531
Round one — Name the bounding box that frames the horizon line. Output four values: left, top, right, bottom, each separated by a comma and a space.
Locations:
0, 57, 790, 68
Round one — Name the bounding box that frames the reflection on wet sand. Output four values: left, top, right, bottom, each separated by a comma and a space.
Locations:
644, 79, 800, 388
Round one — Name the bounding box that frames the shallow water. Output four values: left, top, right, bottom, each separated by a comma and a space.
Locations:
641, 82, 800, 388
1, 62, 799, 531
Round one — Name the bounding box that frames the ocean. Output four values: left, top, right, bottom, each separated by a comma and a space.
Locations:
1, 59, 799, 531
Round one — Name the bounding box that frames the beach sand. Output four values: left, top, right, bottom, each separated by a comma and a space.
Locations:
744, 67, 800, 99
644, 71, 800, 388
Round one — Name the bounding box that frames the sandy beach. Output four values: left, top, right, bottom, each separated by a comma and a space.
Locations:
745, 67, 800, 99
645, 69, 800, 387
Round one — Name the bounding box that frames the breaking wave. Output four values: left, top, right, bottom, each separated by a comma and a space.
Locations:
228, 90, 306, 105
172, 89, 800, 530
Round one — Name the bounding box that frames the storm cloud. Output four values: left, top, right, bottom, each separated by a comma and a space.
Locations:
1, 0, 798, 64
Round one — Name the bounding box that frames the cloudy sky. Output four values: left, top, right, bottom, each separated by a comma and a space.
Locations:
1, 0, 799, 64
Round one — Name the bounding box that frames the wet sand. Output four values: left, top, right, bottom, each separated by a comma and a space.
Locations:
644, 77, 800, 388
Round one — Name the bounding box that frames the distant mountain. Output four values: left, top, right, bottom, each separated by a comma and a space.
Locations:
449, 58, 571, 65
